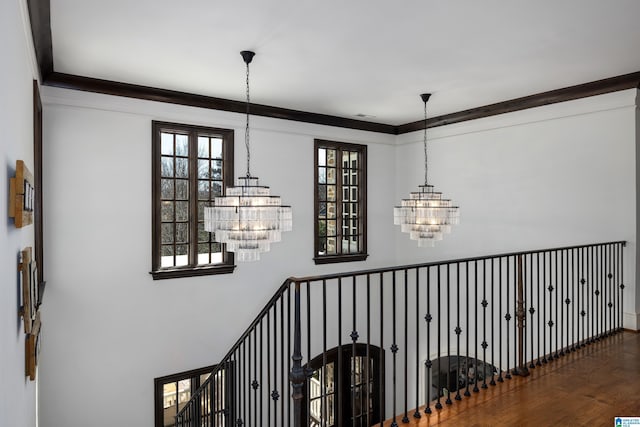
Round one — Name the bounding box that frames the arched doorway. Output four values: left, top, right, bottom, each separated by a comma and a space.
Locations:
301, 344, 384, 426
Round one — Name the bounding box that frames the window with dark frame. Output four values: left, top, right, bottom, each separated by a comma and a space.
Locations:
154, 364, 232, 427
151, 121, 235, 279
314, 139, 367, 264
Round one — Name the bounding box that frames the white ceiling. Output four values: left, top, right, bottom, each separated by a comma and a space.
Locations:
49, 0, 640, 125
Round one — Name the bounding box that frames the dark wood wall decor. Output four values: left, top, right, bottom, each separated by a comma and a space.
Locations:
10, 160, 35, 228
25, 311, 41, 381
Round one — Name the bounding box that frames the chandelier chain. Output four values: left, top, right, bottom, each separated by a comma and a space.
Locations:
245, 60, 251, 178
423, 100, 428, 186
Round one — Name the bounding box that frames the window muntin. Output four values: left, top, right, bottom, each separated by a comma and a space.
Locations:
314, 140, 367, 264
152, 122, 235, 279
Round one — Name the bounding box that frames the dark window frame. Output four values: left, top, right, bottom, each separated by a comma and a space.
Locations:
314, 139, 368, 264
154, 364, 234, 427
300, 344, 384, 426
151, 121, 235, 279
33, 80, 46, 304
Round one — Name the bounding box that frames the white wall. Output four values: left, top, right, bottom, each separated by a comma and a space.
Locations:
0, 1, 39, 426
39, 84, 638, 426
394, 89, 638, 328
39, 87, 397, 427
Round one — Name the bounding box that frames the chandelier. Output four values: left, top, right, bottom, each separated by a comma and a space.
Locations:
204, 51, 292, 261
394, 94, 459, 247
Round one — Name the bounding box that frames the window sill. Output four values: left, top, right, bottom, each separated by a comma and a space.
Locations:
313, 253, 369, 265
150, 264, 236, 280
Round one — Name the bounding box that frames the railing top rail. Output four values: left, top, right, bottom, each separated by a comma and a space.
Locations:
289, 241, 626, 284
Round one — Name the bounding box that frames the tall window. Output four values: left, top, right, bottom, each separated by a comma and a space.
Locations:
314, 140, 367, 264
151, 121, 235, 279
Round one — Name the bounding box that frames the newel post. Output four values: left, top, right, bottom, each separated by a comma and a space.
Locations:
290, 281, 305, 427
513, 255, 530, 376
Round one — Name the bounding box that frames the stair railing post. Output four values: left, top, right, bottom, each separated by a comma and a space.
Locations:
513, 255, 530, 376
290, 281, 305, 427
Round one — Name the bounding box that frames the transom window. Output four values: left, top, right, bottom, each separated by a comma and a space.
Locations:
314, 140, 368, 264
151, 121, 235, 279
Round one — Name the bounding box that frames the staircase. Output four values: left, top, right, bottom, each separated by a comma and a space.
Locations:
176, 241, 626, 426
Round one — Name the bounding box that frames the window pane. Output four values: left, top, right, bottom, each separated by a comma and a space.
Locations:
175, 245, 188, 266
327, 237, 336, 254
176, 180, 188, 200
211, 138, 223, 159
161, 157, 174, 177
163, 382, 177, 426
318, 185, 326, 202
327, 203, 336, 219
198, 181, 210, 200
161, 133, 174, 155
198, 222, 210, 243
161, 179, 174, 200
318, 167, 326, 184
197, 201, 206, 221
327, 149, 336, 166
161, 201, 174, 222
161, 246, 174, 267
318, 220, 326, 237
327, 168, 336, 184
175, 135, 188, 156
327, 185, 336, 201
212, 182, 222, 197
197, 136, 209, 158
318, 203, 327, 218
175, 158, 188, 178
318, 148, 326, 166
175, 201, 189, 222
176, 223, 188, 244
327, 220, 336, 237
161, 223, 174, 244
211, 160, 222, 179
198, 159, 209, 179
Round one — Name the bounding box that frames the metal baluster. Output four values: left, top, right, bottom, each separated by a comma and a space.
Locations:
473, 261, 480, 392
560, 249, 565, 356
543, 251, 548, 364
414, 268, 422, 419
436, 266, 443, 409
403, 270, 410, 423
505, 257, 512, 380
489, 258, 496, 386
337, 278, 343, 425
322, 280, 327, 426
267, 308, 271, 425
352, 275, 358, 427
272, 308, 278, 427
446, 264, 453, 404
579, 247, 585, 347
425, 267, 433, 413
465, 262, 472, 396
536, 252, 542, 365
481, 259, 488, 389
589, 246, 594, 344
290, 283, 303, 427
570, 249, 575, 351
455, 263, 462, 401
498, 257, 503, 383
608, 244, 613, 336
619, 243, 625, 332
390, 272, 398, 426
366, 274, 371, 427
554, 250, 559, 359
306, 282, 311, 425
280, 294, 285, 425
529, 253, 535, 368
379, 272, 385, 423
242, 338, 247, 425
287, 286, 292, 427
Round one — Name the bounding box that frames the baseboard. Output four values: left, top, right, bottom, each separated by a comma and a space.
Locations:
623, 312, 640, 331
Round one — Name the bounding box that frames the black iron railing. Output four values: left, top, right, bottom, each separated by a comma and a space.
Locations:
176, 241, 626, 426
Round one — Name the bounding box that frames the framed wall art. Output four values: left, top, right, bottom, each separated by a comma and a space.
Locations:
9, 160, 35, 228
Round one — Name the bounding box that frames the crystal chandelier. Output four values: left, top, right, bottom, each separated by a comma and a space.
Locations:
394, 94, 459, 247
204, 51, 292, 261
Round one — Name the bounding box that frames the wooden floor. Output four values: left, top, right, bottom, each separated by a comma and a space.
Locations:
383, 331, 640, 427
